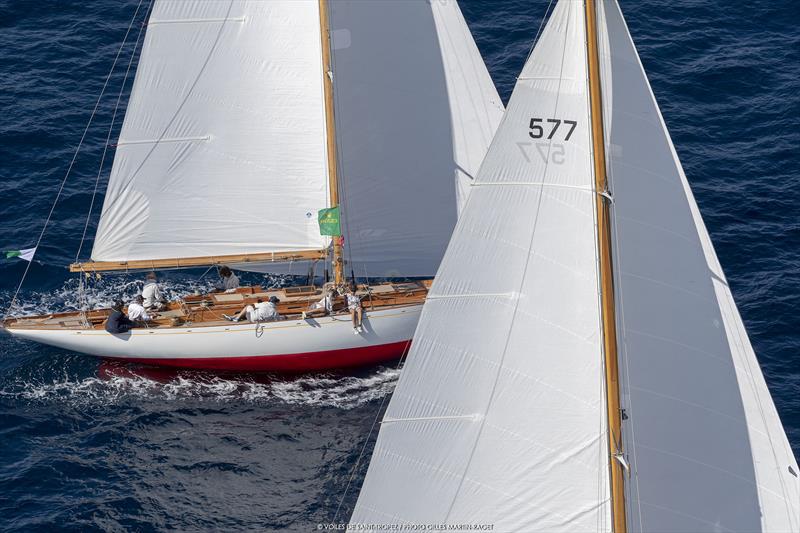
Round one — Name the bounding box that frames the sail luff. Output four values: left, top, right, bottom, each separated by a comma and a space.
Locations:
585, 0, 626, 531
318, 0, 344, 285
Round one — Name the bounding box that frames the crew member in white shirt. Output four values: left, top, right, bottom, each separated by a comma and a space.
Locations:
302, 287, 336, 319
224, 296, 282, 323
346, 284, 363, 334
215, 266, 240, 293
127, 295, 153, 324
142, 272, 167, 310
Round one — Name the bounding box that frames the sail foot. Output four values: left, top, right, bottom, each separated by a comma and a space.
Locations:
69, 249, 327, 273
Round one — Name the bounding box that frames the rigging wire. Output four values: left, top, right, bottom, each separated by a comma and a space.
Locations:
524, 0, 556, 64
3, 0, 148, 322
75, 0, 153, 264
331, 339, 413, 524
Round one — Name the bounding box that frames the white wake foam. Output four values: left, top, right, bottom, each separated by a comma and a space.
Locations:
0, 367, 401, 410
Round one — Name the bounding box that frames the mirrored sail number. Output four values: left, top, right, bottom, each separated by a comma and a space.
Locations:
529, 118, 577, 141
517, 142, 565, 165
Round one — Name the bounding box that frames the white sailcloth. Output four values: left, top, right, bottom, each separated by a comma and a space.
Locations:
596, 1, 799, 531
352, 1, 611, 530
91, 0, 502, 277
351, 0, 799, 531
330, 0, 503, 278
92, 0, 330, 262
429, 0, 506, 213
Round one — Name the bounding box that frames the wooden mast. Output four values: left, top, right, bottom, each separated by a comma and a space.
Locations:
318, 0, 345, 286
584, 0, 627, 531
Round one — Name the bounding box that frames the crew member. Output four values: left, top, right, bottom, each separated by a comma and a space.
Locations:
224, 296, 282, 323
215, 266, 240, 293
105, 300, 134, 334
127, 295, 153, 324
303, 287, 336, 319
142, 272, 167, 310
346, 284, 363, 334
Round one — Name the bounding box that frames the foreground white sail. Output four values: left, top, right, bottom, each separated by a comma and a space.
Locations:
351, 1, 799, 531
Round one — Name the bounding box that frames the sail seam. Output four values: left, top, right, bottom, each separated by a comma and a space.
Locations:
381, 414, 481, 424
517, 75, 580, 80
116, 135, 210, 146
636, 442, 787, 500
472, 181, 595, 193
426, 292, 516, 300
620, 270, 719, 304
148, 17, 245, 26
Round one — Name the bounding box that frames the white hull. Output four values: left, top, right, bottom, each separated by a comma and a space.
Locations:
6, 305, 421, 372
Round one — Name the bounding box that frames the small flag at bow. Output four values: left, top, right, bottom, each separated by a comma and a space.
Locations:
5, 247, 37, 262
318, 206, 342, 237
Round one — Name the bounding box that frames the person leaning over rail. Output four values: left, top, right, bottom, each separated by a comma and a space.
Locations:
223, 296, 282, 323
214, 266, 240, 293
105, 300, 134, 334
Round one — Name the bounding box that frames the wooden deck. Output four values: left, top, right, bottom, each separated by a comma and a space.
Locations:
4, 280, 431, 331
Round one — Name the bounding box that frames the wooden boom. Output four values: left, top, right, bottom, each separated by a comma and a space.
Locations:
69, 249, 327, 273
585, 0, 627, 531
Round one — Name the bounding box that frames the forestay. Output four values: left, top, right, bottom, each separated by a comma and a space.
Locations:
92, 0, 330, 262
597, 1, 799, 531
330, 0, 502, 277
351, 1, 612, 530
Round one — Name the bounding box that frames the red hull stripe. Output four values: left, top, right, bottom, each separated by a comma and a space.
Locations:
103, 340, 411, 372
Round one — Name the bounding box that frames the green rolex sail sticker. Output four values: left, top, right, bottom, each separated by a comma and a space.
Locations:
5, 247, 36, 262
318, 207, 341, 236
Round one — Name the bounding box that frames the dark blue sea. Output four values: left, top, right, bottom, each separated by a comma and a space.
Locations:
0, 1, 798, 530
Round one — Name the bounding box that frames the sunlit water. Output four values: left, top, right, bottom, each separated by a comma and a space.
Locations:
1, 0, 798, 530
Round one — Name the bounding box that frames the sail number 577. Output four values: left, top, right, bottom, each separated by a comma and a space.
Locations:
529, 118, 577, 141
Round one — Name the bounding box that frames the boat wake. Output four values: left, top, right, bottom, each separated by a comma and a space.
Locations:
0, 365, 400, 410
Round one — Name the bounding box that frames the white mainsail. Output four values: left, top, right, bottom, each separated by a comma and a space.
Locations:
93, 1, 330, 262
90, 0, 502, 276
330, 0, 503, 278
596, 1, 799, 531
352, 1, 611, 530
351, 0, 799, 531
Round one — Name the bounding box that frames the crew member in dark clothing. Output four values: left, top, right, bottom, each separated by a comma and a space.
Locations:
105, 300, 134, 334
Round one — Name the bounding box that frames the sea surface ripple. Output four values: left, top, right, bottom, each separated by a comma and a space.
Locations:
0, 1, 798, 531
